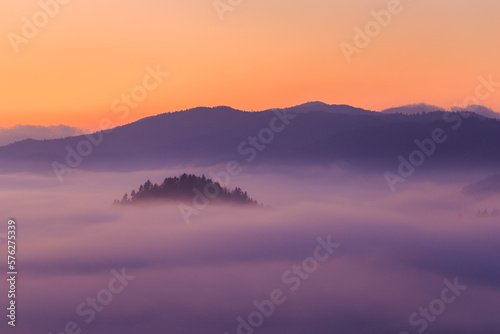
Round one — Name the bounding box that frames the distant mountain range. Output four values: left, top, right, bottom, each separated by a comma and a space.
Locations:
381, 103, 445, 115
1, 102, 500, 177
0, 125, 85, 146
382, 103, 500, 120
451, 105, 500, 120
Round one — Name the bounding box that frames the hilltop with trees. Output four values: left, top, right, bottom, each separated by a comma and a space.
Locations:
114, 173, 260, 206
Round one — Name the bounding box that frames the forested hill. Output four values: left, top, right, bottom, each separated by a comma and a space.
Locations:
114, 173, 260, 206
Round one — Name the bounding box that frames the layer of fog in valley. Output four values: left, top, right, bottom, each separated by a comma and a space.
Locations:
1, 166, 499, 334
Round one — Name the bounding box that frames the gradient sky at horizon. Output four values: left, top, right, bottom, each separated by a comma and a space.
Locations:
1, 0, 499, 128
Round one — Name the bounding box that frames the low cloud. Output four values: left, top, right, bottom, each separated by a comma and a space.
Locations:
1, 168, 499, 334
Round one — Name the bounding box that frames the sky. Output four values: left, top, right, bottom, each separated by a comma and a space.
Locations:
1, 0, 499, 129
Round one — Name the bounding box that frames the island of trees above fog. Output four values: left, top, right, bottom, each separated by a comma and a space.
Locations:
114, 173, 261, 206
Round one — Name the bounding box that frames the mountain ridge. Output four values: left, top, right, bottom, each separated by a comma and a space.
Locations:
1, 102, 500, 176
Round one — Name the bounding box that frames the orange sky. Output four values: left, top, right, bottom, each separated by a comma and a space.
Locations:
1, 0, 499, 129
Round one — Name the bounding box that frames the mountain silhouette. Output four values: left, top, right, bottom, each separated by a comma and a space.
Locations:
1, 102, 500, 175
